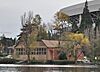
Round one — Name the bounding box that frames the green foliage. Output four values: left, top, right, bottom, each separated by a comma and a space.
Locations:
0, 35, 15, 47
68, 16, 79, 33
59, 51, 67, 60
55, 12, 69, 22
37, 24, 48, 41
79, 1, 93, 32
0, 58, 16, 64
94, 38, 100, 56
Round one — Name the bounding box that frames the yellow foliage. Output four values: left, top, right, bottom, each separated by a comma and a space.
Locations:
68, 32, 90, 45
56, 12, 69, 21
52, 23, 61, 30
29, 41, 37, 48
81, 36, 90, 45
28, 31, 38, 48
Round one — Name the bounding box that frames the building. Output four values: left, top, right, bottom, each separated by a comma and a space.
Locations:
14, 40, 84, 61
14, 40, 61, 61
13, 41, 47, 61
42, 40, 66, 60
60, 0, 100, 16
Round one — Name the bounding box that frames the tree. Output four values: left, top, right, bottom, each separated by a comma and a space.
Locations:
93, 38, 100, 60
0, 34, 15, 47
37, 23, 48, 41
0, 34, 7, 47
59, 51, 67, 60
17, 11, 49, 63
68, 15, 79, 33
52, 11, 69, 41
62, 32, 90, 62
19, 11, 41, 63
79, 0, 93, 40
21, 11, 33, 63
94, 13, 100, 39
55, 12, 69, 22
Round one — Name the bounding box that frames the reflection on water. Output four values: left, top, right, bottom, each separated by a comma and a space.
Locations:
0, 65, 99, 72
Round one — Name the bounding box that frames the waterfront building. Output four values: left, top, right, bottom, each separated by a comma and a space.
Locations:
13, 41, 47, 61
14, 40, 84, 61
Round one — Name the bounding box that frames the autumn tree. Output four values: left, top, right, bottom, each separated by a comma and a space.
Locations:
61, 32, 90, 61
52, 12, 69, 60
52, 12, 69, 43
17, 11, 44, 63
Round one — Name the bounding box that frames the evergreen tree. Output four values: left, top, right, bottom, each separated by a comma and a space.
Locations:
68, 16, 79, 33
37, 24, 48, 41
79, 0, 93, 39
0, 34, 15, 47
47, 30, 52, 40
94, 13, 100, 39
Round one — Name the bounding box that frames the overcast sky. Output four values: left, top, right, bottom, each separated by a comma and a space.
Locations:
0, 0, 93, 38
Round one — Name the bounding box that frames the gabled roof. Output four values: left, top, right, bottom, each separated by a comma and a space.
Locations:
29, 41, 47, 48
15, 42, 25, 48
15, 40, 70, 49
15, 41, 47, 48
42, 40, 69, 48
42, 40, 59, 48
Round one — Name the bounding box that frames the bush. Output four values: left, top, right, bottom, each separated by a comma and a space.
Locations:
59, 51, 67, 60
30, 60, 44, 64
0, 58, 16, 64
45, 60, 75, 65
53, 60, 75, 65
45, 60, 53, 64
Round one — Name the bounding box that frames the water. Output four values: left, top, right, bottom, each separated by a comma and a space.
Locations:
0, 64, 99, 72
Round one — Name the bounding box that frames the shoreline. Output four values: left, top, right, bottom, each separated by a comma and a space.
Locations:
0, 64, 98, 68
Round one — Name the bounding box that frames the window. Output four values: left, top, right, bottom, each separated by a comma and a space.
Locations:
16, 48, 26, 55
16, 48, 46, 55
31, 52, 34, 55
34, 48, 46, 55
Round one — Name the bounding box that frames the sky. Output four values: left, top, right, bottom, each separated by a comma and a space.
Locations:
0, 0, 93, 38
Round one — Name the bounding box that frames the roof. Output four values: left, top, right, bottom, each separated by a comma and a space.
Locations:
15, 41, 47, 48
42, 40, 59, 48
30, 41, 47, 48
60, 0, 100, 16
15, 40, 71, 49
15, 43, 25, 48
42, 40, 69, 48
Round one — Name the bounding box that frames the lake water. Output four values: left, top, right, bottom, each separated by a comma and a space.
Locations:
0, 64, 99, 72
